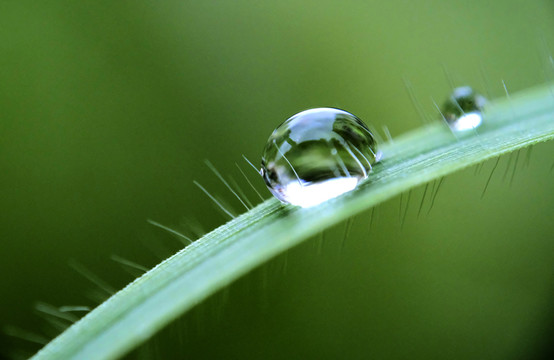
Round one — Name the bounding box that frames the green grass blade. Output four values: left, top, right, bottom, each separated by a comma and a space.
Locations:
33, 83, 554, 360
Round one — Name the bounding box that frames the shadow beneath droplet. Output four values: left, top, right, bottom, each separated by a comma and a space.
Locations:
273, 203, 297, 219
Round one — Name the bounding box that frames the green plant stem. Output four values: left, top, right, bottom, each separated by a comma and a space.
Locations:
33, 83, 554, 360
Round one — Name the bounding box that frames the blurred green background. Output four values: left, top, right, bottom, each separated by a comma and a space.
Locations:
1, 0, 553, 359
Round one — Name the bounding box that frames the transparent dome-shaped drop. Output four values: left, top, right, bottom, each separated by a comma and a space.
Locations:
260, 108, 379, 207
441, 86, 487, 131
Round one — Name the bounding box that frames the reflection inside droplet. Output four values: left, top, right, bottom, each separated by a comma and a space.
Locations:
260, 108, 379, 207
441, 86, 487, 132
450, 112, 482, 131
277, 177, 359, 207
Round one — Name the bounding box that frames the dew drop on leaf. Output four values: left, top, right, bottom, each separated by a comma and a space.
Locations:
260, 108, 380, 207
441, 86, 487, 131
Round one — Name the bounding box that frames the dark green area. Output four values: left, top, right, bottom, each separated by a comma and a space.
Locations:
1, 1, 553, 359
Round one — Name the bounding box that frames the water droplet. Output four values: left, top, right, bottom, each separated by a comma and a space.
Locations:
260, 108, 379, 207
441, 86, 487, 131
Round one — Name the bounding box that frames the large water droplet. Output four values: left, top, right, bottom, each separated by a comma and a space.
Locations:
441, 86, 487, 131
260, 108, 379, 207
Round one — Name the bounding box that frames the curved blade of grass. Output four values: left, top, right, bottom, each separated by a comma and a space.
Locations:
33, 83, 554, 360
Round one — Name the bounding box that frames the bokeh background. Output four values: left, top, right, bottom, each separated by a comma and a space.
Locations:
1, 0, 553, 359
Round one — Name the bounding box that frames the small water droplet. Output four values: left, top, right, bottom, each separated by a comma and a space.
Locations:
260, 108, 379, 207
441, 86, 487, 131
